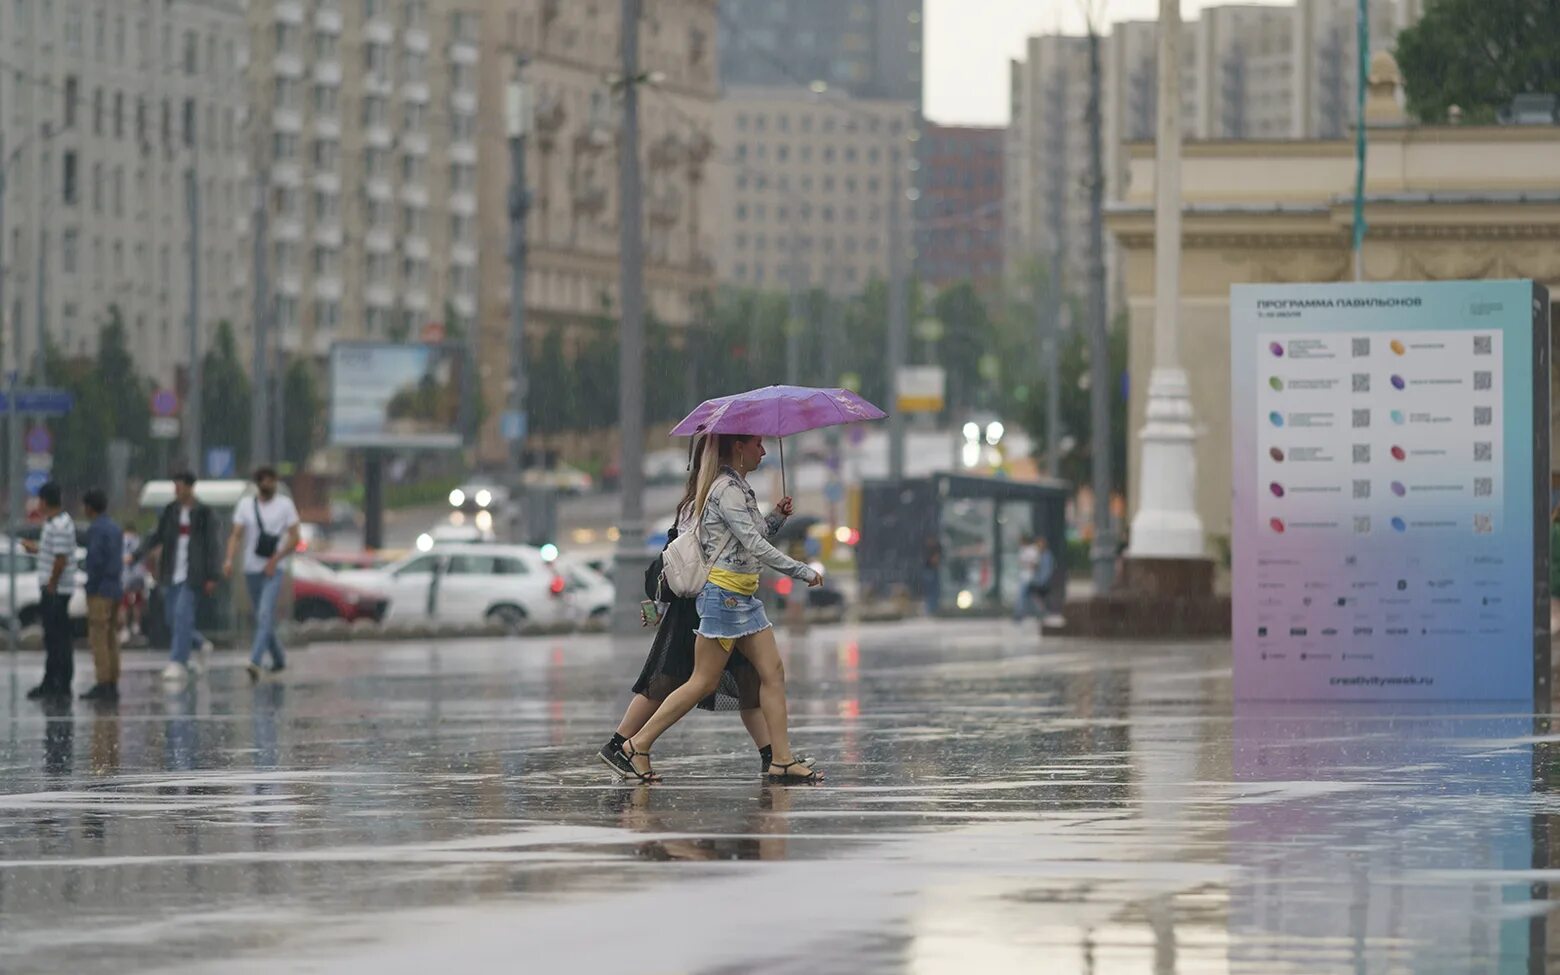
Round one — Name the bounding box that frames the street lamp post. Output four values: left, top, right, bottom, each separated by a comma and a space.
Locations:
184, 164, 202, 474
505, 58, 533, 543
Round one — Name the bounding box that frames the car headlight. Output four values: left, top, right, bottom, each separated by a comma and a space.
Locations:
475, 489, 493, 508
449, 489, 466, 507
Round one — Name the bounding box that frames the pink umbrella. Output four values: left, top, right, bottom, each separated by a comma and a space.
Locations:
670, 385, 886, 493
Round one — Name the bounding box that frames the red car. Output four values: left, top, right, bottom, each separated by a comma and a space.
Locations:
292, 556, 390, 623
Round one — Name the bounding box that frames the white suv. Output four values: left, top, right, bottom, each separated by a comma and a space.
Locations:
336, 543, 571, 632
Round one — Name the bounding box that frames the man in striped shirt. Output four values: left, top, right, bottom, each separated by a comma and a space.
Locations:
23, 482, 77, 701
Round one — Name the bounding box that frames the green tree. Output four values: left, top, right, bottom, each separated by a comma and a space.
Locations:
1396, 0, 1560, 122
95, 305, 154, 476
201, 321, 251, 470
42, 339, 114, 493
282, 358, 321, 467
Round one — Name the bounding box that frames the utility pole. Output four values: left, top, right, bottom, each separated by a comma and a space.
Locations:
1083, 20, 1114, 592
611, 0, 648, 633
886, 150, 908, 482
1045, 250, 1063, 478
185, 165, 202, 474
505, 57, 533, 542
1, 136, 17, 652
249, 168, 270, 467
786, 209, 804, 386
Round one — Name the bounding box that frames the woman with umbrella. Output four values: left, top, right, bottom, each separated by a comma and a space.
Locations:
614, 386, 884, 785
617, 431, 823, 783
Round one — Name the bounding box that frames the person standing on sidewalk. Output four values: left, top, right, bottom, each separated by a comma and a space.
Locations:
133, 471, 220, 684
23, 482, 76, 701
80, 489, 123, 702
225, 467, 299, 681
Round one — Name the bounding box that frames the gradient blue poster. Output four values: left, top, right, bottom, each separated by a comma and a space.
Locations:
1231, 281, 1550, 701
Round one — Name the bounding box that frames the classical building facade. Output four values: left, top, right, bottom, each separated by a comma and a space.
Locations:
0, 0, 251, 383
473, 0, 719, 462
1107, 57, 1560, 542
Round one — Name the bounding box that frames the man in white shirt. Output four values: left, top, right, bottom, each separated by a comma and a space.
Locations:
23, 482, 76, 700
225, 467, 300, 681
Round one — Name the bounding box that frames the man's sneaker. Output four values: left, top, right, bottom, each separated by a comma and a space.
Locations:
161, 662, 188, 683
246, 663, 264, 683
80, 683, 118, 702
25, 684, 52, 701
199, 639, 215, 669
598, 739, 637, 778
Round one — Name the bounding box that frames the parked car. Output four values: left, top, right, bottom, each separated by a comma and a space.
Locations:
335, 543, 572, 632
312, 550, 395, 573
449, 480, 511, 513
556, 555, 615, 626
643, 448, 688, 485
523, 464, 593, 496
291, 556, 390, 623
0, 547, 90, 637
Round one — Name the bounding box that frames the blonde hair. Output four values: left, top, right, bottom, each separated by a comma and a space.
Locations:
692, 434, 750, 518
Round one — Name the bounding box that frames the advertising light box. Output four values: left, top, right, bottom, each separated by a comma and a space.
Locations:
328, 342, 467, 450
1230, 281, 1550, 701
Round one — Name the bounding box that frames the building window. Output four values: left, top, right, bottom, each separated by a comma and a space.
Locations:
273, 132, 299, 162
313, 84, 338, 115
401, 155, 423, 183
363, 95, 388, 128
365, 42, 390, 81
401, 205, 424, 235
402, 101, 424, 132
451, 10, 477, 42
63, 75, 78, 129
451, 112, 475, 142
182, 99, 196, 148
62, 151, 78, 205
91, 162, 102, 212
113, 91, 124, 138
63, 5, 82, 50
450, 213, 472, 243
403, 0, 426, 29
112, 167, 123, 216
452, 63, 474, 93
312, 138, 339, 170
364, 0, 384, 19
62, 229, 78, 272
315, 31, 338, 61
315, 299, 340, 330
183, 29, 198, 74
403, 50, 425, 84
92, 87, 103, 135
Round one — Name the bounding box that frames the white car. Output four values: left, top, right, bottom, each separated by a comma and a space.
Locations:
336, 543, 572, 632
0, 548, 90, 632
557, 555, 616, 626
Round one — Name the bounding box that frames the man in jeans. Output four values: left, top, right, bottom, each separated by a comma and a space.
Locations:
23, 482, 76, 701
226, 467, 299, 681
80, 489, 123, 702
133, 471, 220, 683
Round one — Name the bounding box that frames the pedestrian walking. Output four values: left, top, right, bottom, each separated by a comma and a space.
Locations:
225, 467, 299, 681
23, 482, 76, 701
133, 471, 220, 684
599, 436, 801, 779
80, 489, 123, 702
1013, 535, 1041, 621
120, 525, 147, 641
617, 434, 824, 784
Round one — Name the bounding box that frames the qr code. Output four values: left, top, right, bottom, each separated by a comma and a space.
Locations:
1352, 373, 1370, 393
1352, 480, 1371, 499
1474, 477, 1493, 497
1352, 338, 1370, 357
1353, 516, 1371, 534
1353, 444, 1371, 463
1474, 371, 1492, 391
1474, 335, 1491, 355
1474, 514, 1493, 534
1352, 409, 1370, 428
1474, 442, 1492, 462
1474, 406, 1492, 426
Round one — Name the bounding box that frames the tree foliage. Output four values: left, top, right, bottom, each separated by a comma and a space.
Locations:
200, 321, 251, 470
1396, 0, 1560, 122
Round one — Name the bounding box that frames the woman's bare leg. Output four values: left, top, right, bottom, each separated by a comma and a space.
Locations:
740, 708, 770, 750
737, 627, 822, 780
615, 694, 661, 738
624, 637, 730, 775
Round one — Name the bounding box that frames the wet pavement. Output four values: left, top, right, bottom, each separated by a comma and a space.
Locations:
0, 622, 1555, 974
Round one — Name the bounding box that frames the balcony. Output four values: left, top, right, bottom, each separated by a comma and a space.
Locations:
273, 53, 305, 79
313, 276, 343, 301
450, 91, 477, 115
311, 172, 341, 194
401, 82, 430, 105
364, 125, 394, 149
274, 0, 305, 25
448, 191, 476, 216
365, 178, 393, 200
364, 20, 394, 45
365, 284, 394, 307
313, 61, 342, 86
365, 229, 394, 253
399, 184, 428, 208
272, 108, 304, 133
312, 115, 341, 139
400, 132, 429, 156
312, 222, 343, 248
363, 74, 394, 98
404, 289, 429, 312
450, 244, 477, 267
450, 293, 476, 318
448, 142, 476, 166
403, 236, 429, 260
448, 41, 478, 66
404, 29, 429, 54
314, 6, 342, 33
272, 218, 305, 242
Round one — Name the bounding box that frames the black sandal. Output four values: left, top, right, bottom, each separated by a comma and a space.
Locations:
620, 740, 661, 784
766, 760, 823, 784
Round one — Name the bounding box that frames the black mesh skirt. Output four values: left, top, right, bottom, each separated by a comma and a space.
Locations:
631, 595, 760, 711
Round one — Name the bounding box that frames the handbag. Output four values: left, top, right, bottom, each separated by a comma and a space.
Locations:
644, 526, 674, 602
252, 497, 280, 560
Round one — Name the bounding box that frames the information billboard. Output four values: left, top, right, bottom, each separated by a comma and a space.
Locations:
1230, 280, 1550, 701
327, 342, 467, 449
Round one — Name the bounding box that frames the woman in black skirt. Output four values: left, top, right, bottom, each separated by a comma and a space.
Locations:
598, 437, 778, 777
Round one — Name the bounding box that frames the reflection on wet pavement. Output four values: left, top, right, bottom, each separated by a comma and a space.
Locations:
0, 623, 1554, 973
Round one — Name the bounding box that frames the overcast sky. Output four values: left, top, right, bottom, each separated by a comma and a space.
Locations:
925, 0, 1292, 126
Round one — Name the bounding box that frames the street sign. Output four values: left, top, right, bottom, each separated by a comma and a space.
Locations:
151, 388, 179, 417
500, 410, 527, 442
0, 388, 73, 415
24, 469, 48, 496
206, 446, 235, 479
896, 366, 946, 414
24, 452, 51, 472
24, 425, 51, 454
151, 416, 181, 439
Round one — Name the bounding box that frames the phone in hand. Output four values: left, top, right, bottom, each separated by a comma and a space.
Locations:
640, 600, 662, 627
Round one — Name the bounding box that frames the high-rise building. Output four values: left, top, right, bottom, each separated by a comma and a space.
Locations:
712, 87, 916, 296
717, 0, 923, 106
1294, 0, 1401, 138
246, 0, 482, 362
0, 0, 251, 383
1004, 34, 1092, 286
472, 0, 719, 462
916, 123, 1004, 294
1195, 3, 1294, 139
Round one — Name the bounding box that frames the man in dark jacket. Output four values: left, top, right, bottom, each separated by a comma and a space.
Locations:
132, 471, 220, 683
80, 488, 124, 702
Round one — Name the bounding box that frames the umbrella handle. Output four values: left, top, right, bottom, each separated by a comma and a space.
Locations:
778, 437, 786, 498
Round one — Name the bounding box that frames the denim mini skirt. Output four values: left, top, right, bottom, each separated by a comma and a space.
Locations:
695, 582, 773, 643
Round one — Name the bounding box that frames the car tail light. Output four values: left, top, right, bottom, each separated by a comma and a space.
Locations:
549, 574, 566, 596
774, 576, 793, 596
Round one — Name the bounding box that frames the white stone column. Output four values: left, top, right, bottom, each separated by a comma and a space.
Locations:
1128, 0, 1205, 559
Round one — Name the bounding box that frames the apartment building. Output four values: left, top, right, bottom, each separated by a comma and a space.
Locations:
247, 0, 482, 360
712, 87, 917, 295
0, 0, 251, 384
916, 123, 1003, 294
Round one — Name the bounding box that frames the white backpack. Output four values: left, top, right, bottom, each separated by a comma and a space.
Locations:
660, 478, 737, 598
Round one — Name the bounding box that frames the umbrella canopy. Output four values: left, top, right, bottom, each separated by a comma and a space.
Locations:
670, 385, 885, 438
